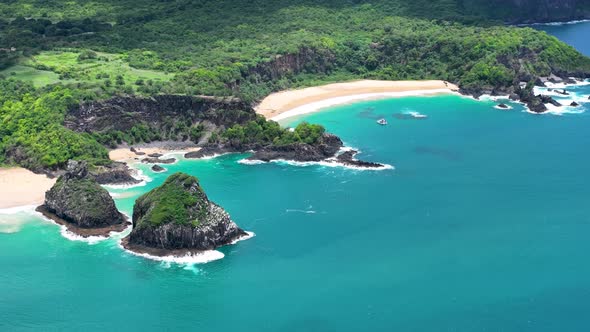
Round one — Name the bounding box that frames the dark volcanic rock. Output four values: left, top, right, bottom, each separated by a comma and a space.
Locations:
151, 165, 165, 172
540, 95, 562, 107
141, 157, 176, 164
37, 160, 128, 236
497, 103, 509, 109
135, 151, 146, 156
571, 101, 580, 107
148, 153, 163, 158
122, 173, 247, 254
66, 95, 256, 134
555, 89, 569, 96
248, 134, 343, 162
92, 162, 141, 185
336, 150, 384, 168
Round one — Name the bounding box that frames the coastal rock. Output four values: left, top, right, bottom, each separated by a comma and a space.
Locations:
141, 157, 176, 164
122, 173, 247, 254
555, 89, 569, 96
497, 103, 509, 109
151, 165, 165, 172
570, 101, 580, 107
148, 153, 163, 158
336, 150, 384, 168
37, 160, 128, 237
248, 133, 343, 162
92, 162, 141, 185
540, 95, 562, 107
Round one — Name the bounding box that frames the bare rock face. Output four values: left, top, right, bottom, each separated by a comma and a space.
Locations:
38, 161, 126, 233
123, 173, 246, 253
248, 133, 343, 162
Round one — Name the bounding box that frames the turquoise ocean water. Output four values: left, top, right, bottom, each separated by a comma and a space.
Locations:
2, 25, 590, 331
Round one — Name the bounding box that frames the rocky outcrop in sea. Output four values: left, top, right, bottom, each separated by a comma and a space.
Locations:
36, 160, 129, 237
122, 172, 247, 256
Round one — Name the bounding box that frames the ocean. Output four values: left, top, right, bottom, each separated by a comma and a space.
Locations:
1, 23, 590, 331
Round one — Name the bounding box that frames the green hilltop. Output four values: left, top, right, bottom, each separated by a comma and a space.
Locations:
1, 0, 590, 170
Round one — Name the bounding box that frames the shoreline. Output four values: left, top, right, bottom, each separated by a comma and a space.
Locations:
109, 142, 201, 163
255, 80, 459, 121
0, 168, 55, 210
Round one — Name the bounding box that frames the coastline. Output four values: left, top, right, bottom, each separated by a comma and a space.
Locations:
0, 168, 55, 210
109, 142, 201, 163
255, 80, 459, 121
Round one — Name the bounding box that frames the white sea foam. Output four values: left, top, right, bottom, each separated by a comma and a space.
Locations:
237, 159, 266, 165
523, 19, 590, 26
271, 89, 458, 121
478, 94, 511, 102
118, 230, 254, 264
196, 153, 229, 160
102, 169, 151, 189
269, 158, 395, 171
286, 209, 317, 214
405, 111, 428, 118
122, 246, 226, 264
0, 205, 38, 215
230, 231, 256, 244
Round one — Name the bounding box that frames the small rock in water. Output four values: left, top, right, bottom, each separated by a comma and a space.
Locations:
148, 153, 163, 158
497, 103, 509, 109
151, 164, 165, 172
570, 101, 580, 107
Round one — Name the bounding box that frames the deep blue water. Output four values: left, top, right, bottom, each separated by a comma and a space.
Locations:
534, 20, 590, 56
1, 22, 590, 332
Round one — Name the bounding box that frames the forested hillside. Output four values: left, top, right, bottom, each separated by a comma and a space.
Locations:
1, 0, 590, 171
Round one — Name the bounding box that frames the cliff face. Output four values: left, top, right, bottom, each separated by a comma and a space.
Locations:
65, 95, 256, 134
38, 160, 126, 232
231, 47, 335, 90
124, 173, 246, 253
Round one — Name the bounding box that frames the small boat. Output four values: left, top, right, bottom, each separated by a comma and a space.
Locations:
377, 118, 388, 125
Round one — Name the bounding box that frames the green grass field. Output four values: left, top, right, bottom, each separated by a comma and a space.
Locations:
2, 50, 173, 89
0, 65, 62, 87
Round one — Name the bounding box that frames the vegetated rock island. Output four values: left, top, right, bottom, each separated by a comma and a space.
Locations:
36, 160, 130, 237
121, 172, 249, 257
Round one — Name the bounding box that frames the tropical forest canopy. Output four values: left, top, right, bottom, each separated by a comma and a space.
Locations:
1, 0, 590, 170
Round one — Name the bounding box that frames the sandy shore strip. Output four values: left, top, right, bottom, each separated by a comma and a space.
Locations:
0, 168, 56, 210
109, 142, 201, 162
255, 80, 459, 121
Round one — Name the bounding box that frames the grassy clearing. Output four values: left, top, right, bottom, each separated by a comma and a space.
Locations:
3, 50, 172, 89
0, 65, 62, 87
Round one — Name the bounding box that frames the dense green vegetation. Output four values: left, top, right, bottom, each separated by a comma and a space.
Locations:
135, 173, 207, 227
0, 82, 109, 171
223, 118, 325, 147
1, 0, 590, 171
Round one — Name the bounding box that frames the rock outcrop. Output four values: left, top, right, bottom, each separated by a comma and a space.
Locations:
151, 165, 165, 172
122, 173, 247, 255
36, 160, 128, 237
248, 133, 343, 162
66, 95, 256, 134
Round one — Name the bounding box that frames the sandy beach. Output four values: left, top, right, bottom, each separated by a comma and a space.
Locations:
0, 168, 56, 210
255, 80, 459, 121
108, 145, 201, 162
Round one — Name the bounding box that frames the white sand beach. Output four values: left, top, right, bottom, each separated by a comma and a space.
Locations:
255, 80, 459, 121
0, 168, 56, 209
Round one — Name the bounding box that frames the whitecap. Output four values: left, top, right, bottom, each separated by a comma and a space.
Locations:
237, 159, 266, 165
286, 209, 317, 214
121, 245, 226, 264
270, 158, 395, 171
229, 231, 256, 244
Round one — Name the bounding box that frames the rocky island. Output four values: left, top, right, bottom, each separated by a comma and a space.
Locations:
36, 160, 129, 237
121, 172, 248, 256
